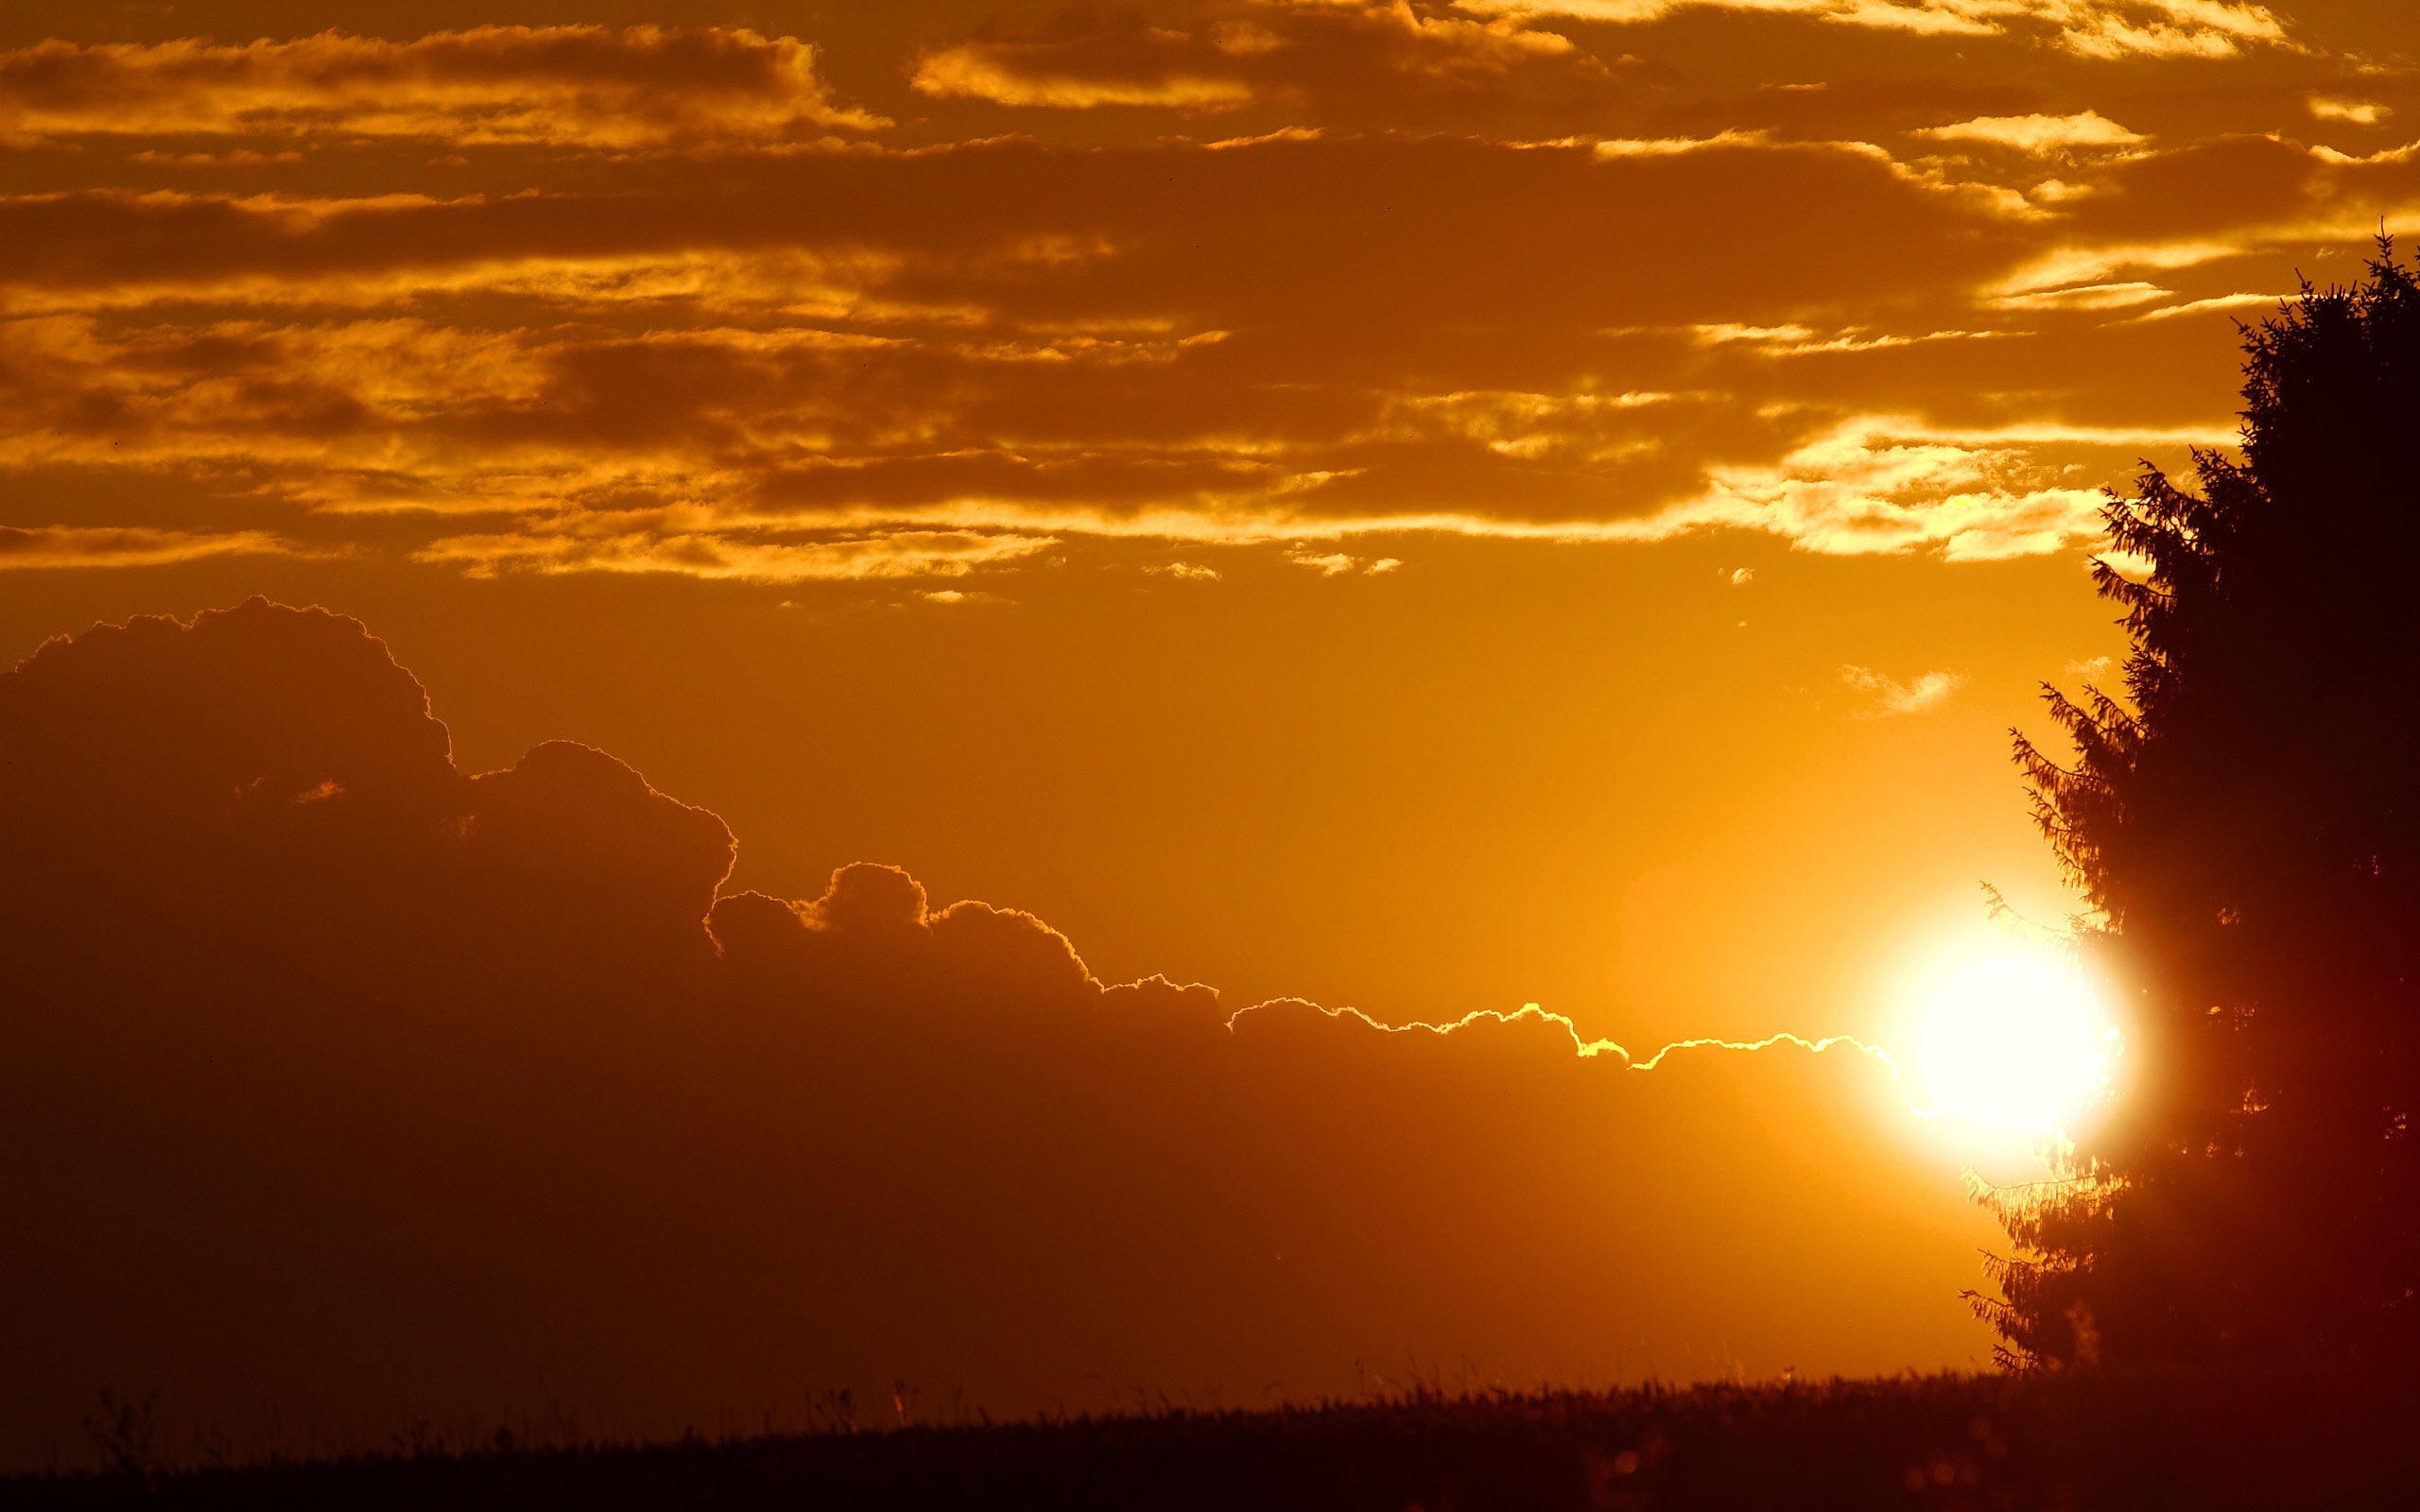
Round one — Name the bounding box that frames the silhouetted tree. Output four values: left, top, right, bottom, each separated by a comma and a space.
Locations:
1979, 243, 2420, 1367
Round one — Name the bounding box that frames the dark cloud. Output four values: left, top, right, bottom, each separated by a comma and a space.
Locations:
0, 601, 1984, 1468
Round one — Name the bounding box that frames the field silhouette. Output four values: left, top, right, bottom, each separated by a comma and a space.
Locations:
13, 1370, 2419, 1510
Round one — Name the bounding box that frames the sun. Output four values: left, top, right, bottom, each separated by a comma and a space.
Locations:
1912, 949, 2121, 1136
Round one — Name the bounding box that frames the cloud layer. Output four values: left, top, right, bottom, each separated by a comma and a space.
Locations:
3, 4, 2416, 588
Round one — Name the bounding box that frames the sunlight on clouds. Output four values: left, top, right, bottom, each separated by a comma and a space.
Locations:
912, 48, 1256, 110
1591, 130, 1774, 158
2122, 292, 2288, 323
1987, 241, 2243, 305
1993, 281, 2172, 311
0, 101, 2358, 585
1689, 323, 2001, 355
1457, 0, 2288, 58
1375, 387, 1677, 462
0, 237, 942, 326
908, 2, 1586, 113
1662, 419, 2111, 560
0, 29, 883, 147
1456, 0, 1994, 37
1915, 112, 2145, 154
1841, 664, 1967, 716
1286, 546, 1401, 575
0, 525, 297, 569
2050, 0, 2286, 58
414, 528, 1058, 583
2308, 97, 2391, 126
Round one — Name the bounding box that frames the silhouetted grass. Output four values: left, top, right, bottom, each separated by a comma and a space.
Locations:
11, 1370, 2415, 1510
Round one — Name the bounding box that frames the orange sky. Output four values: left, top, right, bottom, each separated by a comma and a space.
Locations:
5, 0, 2415, 1465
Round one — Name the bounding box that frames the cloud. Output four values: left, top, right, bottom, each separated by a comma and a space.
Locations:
912, 6, 1260, 110
1287, 545, 1401, 574
9, 87, 2411, 581
0, 129, 2086, 575
2118, 291, 2283, 322
1637, 418, 2113, 560
1841, 663, 1968, 715
2308, 97, 2390, 126
0, 601, 1995, 1466
414, 528, 1060, 583
910, 1, 1632, 128
0, 27, 882, 148
1687, 322, 2001, 354
1456, 0, 2290, 59
1992, 280, 2171, 310
1915, 111, 2146, 154
0, 524, 296, 569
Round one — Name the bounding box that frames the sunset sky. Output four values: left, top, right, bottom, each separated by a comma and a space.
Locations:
6, 0, 2417, 1462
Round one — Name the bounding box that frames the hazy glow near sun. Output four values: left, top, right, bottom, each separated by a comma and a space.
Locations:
1913, 951, 2120, 1135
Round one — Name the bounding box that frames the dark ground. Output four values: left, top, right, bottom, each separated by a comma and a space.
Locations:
9, 1371, 2415, 1510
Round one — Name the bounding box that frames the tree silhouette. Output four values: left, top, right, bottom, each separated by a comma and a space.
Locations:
1979, 242, 2420, 1367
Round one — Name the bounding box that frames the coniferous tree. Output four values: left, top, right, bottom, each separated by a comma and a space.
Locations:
1981, 244, 2420, 1366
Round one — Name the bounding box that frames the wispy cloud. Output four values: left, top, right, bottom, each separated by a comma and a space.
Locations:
415, 529, 1056, 583
1287, 547, 1402, 576
1458, 0, 2289, 58
0, 27, 882, 148
1149, 560, 1225, 580
0, 524, 296, 570
1841, 664, 1968, 716
909, 1, 1604, 119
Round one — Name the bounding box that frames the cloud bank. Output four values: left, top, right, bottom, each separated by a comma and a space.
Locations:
0, 601, 1991, 1468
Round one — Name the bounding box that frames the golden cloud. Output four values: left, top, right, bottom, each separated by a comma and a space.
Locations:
0, 524, 296, 570
1641, 418, 2117, 560
910, 1, 1619, 125
414, 527, 1059, 582
2308, 97, 2391, 126
0, 27, 883, 148
1841, 664, 1968, 716
1916, 111, 2146, 154
3, 119, 2391, 583
1458, 0, 2288, 59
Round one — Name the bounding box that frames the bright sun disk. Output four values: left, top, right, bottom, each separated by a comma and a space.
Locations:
1914, 950, 2120, 1135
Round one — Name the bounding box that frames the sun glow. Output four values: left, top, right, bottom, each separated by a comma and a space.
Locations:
1913, 949, 2121, 1135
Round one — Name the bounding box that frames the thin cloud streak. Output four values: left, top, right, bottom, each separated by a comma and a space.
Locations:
0, 524, 297, 569
0, 28, 882, 147
1841, 663, 1969, 716
1457, 0, 2290, 58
